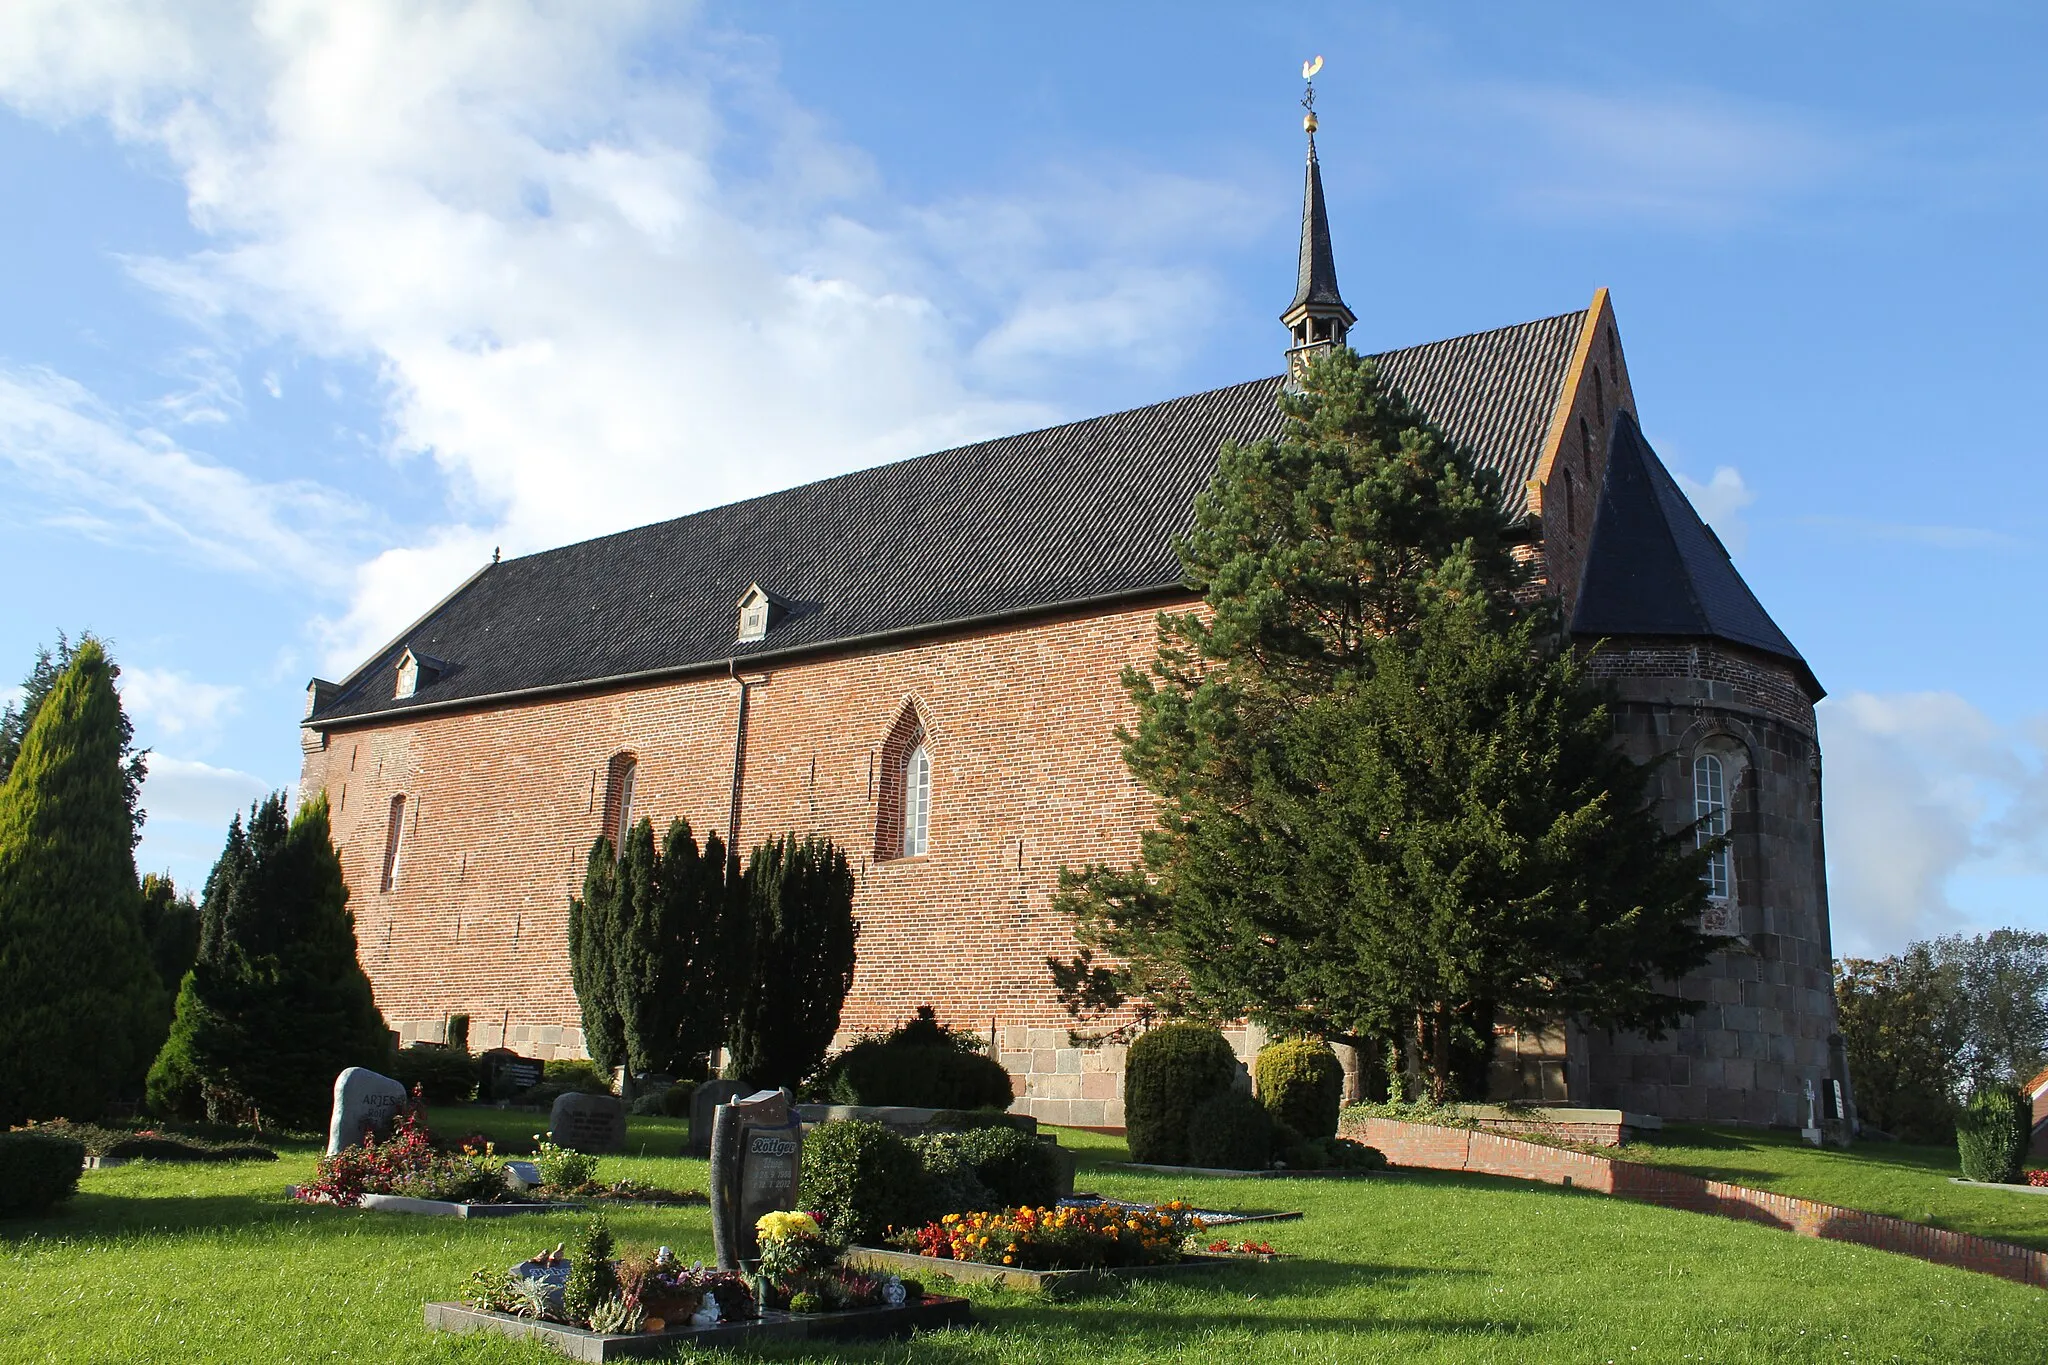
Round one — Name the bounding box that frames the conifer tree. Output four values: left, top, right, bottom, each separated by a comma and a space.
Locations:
571, 818, 747, 1083
1050, 348, 1715, 1099
139, 872, 201, 1001
726, 833, 857, 1089
0, 639, 164, 1124
0, 633, 149, 844
147, 793, 390, 1127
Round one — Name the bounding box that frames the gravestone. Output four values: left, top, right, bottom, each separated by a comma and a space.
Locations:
710, 1089, 803, 1269
480, 1049, 545, 1100
690, 1079, 749, 1155
550, 1091, 628, 1153
327, 1068, 409, 1156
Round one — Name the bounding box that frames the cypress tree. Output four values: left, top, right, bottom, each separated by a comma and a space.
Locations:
139, 873, 201, 1002
567, 836, 626, 1073
146, 792, 390, 1128
726, 833, 858, 1089
0, 639, 164, 1125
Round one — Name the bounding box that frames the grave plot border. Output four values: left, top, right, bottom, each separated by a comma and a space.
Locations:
843, 1247, 1235, 1298
356, 1193, 585, 1218
1109, 1161, 1381, 1179
423, 1295, 971, 1362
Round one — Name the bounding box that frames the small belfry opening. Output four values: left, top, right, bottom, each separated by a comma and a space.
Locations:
874, 701, 932, 860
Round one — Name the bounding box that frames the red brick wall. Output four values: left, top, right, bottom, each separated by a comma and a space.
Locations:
300, 598, 1182, 1078
1342, 1115, 2048, 1288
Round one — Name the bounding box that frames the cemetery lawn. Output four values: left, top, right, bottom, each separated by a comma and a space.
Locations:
1, 1122, 2042, 1364
1596, 1124, 2048, 1253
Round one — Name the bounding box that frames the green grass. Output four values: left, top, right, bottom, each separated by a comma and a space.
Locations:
3, 1120, 2044, 1363
424, 1106, 694, 1158
1600, 1124, 2048, 1253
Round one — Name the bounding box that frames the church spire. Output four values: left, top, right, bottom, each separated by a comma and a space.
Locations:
1282, 56, 1355, 380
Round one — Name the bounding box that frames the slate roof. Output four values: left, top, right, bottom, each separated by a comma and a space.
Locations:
309, 309, 1589, 726
1287, 143, 1351, 319
1571, 410, 1821, 698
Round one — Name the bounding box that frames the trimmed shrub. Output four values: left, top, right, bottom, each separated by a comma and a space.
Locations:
661, 1081, 696, 1117
542, 1059, 615, 1094
822, 1007, 1014, 1110
0, 1130, 85, 1216
1957, 1085, 2031, 1184
799, 1120, 931, 1244
1284, 1134, 1387, 1171
1123, 1023, 1240, 1165
1187, 1089, 1273, 1171
1255, 1038, 1344, 1141
910, 1132, 995, 1213
951, 1125, 1059, 1208
392, 1045, 478, 1105
726, 834, 858, 1090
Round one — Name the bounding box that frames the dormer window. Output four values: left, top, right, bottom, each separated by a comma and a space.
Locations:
737, 584, 788, 643
394, 649, 445, 700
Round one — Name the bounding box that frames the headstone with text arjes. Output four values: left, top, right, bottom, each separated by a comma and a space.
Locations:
690, 1079, 749, 1155
710, 1089, 803, 1269
549, 1091, 628, 1154
327, 1068, 410, 1156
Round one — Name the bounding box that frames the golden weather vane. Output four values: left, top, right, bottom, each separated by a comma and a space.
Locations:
1301, 54, 1323, 134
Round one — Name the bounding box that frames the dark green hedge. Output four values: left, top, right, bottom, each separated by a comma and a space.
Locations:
1124, 1023, 1240, 1165
392, 1045, 478, 1105
0, 1131, 84, 1216
800, 1120, 933, 1244
1254, 1038, 1344, 1140
1188, 1089, 1273, 1170
1957, 1085, 2030, 1184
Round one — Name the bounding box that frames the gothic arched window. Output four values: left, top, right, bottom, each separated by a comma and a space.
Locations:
902, 744, 932, 857
605, 752, 638, 851
1694, 753, 1732, 902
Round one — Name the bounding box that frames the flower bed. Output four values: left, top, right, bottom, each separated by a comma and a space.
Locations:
433, 1211, 968, 1358
294, 1107, 698, 1211
18, 1118, 277, 1166
902, 1200, 1207, 1269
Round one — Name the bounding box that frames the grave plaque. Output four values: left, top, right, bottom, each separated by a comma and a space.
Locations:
549, 1091, 628, 1153
480, 1049, 545, 1099
710, 1089, 803, 1269
690, 1079, 749, 1155
328, 1068, 409, 1156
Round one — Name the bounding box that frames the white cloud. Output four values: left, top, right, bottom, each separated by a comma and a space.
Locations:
0, 363, 371, 585
310, 527, 498, 678
138, 753, 269, 826
1819, 692, 2048, 955
120, 665, 243, 738
1674, 465, 1755, 555
0, 1, 1260, 675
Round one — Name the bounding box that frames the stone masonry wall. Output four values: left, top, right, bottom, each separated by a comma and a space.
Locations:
300, 597, 1190, 1123
1573, 642, 1844, 1126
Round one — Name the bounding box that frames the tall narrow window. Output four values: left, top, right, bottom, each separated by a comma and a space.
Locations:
902, 744, 931, 857
381, 794, 407, 892
604, 753, 638, 851
1694, 754, 1731, 902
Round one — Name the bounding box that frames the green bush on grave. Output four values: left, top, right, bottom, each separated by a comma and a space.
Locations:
800, 1120, 933, 1244
1255, 1038, 1345, 1141
1956, 1085, 2031, 1184
0, 1130, 85, 1216
821, 1007, 1015, 1110
1123, 1022, 1240, 1165
392, 1045, 478, 1105
660, 1081, 696, 1117
913, 1125, 1060, 1211
541, 1059, 614, 1093
1187, 1089, 1274, 1170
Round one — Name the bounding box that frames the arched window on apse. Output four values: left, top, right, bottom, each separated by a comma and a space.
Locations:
875, 702, 932, 860
1694, 753, 1732, 904
604, 752, 638, 851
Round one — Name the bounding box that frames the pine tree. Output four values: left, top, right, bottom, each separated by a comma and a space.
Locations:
146, 793, 390, 1128
0, 639, 165, 1125
726, 833, 857, 1089
139, 873, 201, 1000
1050, 348, 1715, 1099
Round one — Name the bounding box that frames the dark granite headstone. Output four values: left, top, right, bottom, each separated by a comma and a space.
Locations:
710, 1089, 803, 1269
690, 1079, 749, 1154
328, 1068, 409, 1156
549, 1091, 627, 1153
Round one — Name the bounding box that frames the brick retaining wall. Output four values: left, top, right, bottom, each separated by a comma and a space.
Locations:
1342, 1115, 2048, 1289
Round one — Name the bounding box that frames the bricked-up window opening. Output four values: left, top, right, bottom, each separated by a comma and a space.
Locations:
903, 745, 931, 857
1694, 754, 1731, 902
1561, 467, 1576, 534
380, 794, 407, 892
603, 753, 637, 851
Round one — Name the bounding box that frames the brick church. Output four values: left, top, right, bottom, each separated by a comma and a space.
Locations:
299, 111, 1851, 1132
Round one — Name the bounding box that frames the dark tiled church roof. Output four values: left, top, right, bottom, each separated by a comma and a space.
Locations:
309, 309, 1588, 725
1571, 411, 1821, 698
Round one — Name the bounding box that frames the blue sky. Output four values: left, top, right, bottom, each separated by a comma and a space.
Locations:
1, 2, 2042, 955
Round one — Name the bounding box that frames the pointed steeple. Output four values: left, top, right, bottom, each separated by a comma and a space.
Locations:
1282, 62, 1355, 380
